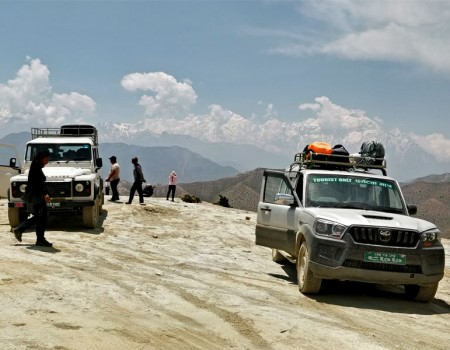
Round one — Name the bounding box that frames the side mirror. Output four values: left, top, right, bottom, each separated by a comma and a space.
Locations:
96, 158, 103, 168
9, 157, 17, 168
274, 193, 295, 206
407, 204, 417, 215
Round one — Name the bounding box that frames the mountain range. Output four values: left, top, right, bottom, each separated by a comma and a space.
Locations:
0, 132, 240, 184
3, 118, 450, 184
95, 121, 449, 182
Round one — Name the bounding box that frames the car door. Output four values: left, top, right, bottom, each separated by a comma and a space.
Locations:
0, 143, 21, 198
255, 170, 299, 256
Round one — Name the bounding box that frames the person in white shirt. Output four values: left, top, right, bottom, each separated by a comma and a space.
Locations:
105, 156, 120, 201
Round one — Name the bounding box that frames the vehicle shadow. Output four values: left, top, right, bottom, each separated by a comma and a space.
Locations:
269, 264, 450, 315
312, 280, 450, 315
268, 263, 297, 284
46, 208, 108, 235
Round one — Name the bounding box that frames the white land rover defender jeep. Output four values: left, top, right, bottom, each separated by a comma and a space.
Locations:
255, 151, 445, 302
8, 125, 104, 229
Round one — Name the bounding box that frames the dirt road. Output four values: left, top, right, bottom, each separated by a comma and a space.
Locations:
1, 198, 449, 349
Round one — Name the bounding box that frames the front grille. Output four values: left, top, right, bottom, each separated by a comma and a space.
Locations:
348, 226, 419, 247
47, 182, 72, 198
343, 259, 422, 273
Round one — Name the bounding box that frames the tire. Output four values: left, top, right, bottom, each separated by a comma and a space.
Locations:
296, 242, 322, 294
83, 201, 99, 228
405, 283, 439, 302
272, 249, 287, 264
8, 207, 26, 227
98, 193, 104, 215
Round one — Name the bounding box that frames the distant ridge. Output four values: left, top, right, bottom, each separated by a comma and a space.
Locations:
149, 168, 450, 238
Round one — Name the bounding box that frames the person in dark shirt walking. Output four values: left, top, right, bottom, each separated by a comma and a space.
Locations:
126, 157, 145, 205
11, 151, 53, 247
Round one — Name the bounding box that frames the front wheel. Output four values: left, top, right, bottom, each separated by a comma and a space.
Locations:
405, 283, 439, 302
83, 201, 99, 228
296, 242, 322, 294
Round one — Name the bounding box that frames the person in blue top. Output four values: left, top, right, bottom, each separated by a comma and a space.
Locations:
11, 151, 53, 247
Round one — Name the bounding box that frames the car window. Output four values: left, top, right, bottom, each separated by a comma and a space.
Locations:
263, 173, 293, 205
305, 174, 405, 212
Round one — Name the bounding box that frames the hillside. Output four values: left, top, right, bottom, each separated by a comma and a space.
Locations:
401, 181, 450, 238
145, 169, 450, 238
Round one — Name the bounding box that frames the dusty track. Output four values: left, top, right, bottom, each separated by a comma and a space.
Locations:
1, 198, 449, 349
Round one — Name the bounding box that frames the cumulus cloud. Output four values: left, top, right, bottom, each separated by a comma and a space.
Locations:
410, 133, 450, 162
0, 58, 96, 130
121, 72, 197, 118
263, 0, 450, 73
132, 92, 450, 162
132, 95, 386, 154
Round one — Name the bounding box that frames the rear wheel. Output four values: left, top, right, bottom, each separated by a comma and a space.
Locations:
272, 249, 287, 263
296, 242, 322, 294
405, 283, 439, 302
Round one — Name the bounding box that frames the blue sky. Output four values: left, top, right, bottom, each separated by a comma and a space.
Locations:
1, 0, 450, 161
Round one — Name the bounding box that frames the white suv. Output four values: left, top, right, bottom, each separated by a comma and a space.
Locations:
255, 152, 445, 302
8, 125, 104, 228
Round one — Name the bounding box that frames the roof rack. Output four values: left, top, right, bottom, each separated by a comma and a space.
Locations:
31, 125, 98, 144
290, 152, 387, 176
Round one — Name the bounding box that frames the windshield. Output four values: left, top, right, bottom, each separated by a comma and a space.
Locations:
26, 144, 92, 162
305, 174, 406, 214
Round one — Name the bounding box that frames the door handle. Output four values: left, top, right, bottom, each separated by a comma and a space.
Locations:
260, 207, 271, 212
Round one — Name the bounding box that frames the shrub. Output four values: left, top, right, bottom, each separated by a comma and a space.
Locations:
215, 194, 231, 208
181, 194, 202, 203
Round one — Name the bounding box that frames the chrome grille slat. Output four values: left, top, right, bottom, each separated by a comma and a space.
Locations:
46, 182, 72, 198
349, 226, 419, 247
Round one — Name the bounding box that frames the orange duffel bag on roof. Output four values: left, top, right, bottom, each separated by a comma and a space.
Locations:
303, 142, 332, 159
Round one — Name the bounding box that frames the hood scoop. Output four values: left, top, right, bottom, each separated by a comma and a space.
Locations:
362, 214, 393, 220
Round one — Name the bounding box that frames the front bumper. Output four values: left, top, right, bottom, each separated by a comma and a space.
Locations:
307, 233, 445, 285
9, 200, 95, 210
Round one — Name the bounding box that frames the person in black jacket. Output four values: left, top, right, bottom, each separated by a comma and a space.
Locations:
11, 151, 53, 247
126, 157, 145, 205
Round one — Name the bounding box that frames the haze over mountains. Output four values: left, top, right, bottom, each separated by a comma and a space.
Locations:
2, 108, 450, 184
96, 119, 449, 182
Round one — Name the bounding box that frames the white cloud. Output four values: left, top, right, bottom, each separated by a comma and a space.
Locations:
266, 0, 450, 73
410, 133, 450, 162
121, 72, 197, 118
111, 86, 450, 163
0, 58, 96, 129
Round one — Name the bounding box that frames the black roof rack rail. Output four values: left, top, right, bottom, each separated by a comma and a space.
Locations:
31, 125, 98, 144
290, 152, 387, 176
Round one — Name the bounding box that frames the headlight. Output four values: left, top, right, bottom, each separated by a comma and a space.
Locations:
75, 183, 85, 192
314, 219, 347, 239
73, 181, 91, 196
420, 228, 440, 247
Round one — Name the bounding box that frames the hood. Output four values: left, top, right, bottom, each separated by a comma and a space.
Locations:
304, 207, 436, 232
42, 166, 92, 179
